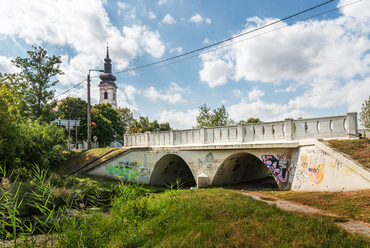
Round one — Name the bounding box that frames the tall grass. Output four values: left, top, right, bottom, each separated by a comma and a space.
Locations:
1, 166, 370, 247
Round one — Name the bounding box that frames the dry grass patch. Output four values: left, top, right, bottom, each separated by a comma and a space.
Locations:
57, 148, 121, 174
327, 139, 370, 168
259, 189, 370, 223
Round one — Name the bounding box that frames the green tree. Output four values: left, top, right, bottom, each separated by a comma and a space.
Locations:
128, 117, 171, 134
116, 107, 134, 133
0, 82, 21, 167
91, 103, 125, 147
12, 46, 64, 122
360, 96, 370, 129
16, 121, 67, 170
239, 118, 261, 124
57, 97, 87, 143
194, 104, 234, 128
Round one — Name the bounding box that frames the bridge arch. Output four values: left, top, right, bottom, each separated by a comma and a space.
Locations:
149, 154, 196, 187
212, 152, 272, 186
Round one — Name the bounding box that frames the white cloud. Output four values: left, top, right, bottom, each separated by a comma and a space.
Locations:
0, 0, 166, 84
274, 85, 297, 93
117, 1, 129, 14
144, 83, 186, 104
203, 38, 209, 44
248, 89, 264, 101
158, 109, 199, 129
162, 14, 176, 24
149, 11, 157, 19
0, 56, 19, 73
199, 59, 234, 87
189, 13, 211, 24
123, 84, 138, 103
228, 99, 305, 123
170, 47, 183, 53
339, 0, 370, 21
189, 13, 203, 23
157, 0, 167, 6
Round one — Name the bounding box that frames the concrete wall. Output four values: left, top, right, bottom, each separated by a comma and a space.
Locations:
290, 140, 370, 191
124, 113, 358, 147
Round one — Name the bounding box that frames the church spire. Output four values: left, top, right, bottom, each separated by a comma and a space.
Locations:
99, 45, 118, 108
104, 46, 112, 73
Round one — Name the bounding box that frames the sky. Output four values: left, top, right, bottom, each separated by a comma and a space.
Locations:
0, 0, 370, 129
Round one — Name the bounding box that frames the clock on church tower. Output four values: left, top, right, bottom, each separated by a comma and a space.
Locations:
99, 46, 117, 108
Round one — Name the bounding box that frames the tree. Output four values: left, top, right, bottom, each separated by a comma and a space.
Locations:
91, 103, 125, 147
128, 116, 171, 134
360, 96, 370, 129
12, 46, 64, 122
57, 97, 88, 143
194, 104, 234, 128
239, 118, 261, 124
116, 107, 134, 133
0, 81, 21, 167
16, 121, 67, 170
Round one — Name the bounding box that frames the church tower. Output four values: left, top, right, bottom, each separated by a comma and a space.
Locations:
99, 46, 117, 108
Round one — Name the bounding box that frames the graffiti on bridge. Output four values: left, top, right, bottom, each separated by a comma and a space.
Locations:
301, 153, 325, 184
261, 155, 289, 183
105, 160, 151, 180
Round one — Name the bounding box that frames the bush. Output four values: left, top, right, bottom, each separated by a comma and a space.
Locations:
16, 121, 68, 170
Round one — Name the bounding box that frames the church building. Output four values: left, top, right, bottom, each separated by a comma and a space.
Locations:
99, 47, 117, 108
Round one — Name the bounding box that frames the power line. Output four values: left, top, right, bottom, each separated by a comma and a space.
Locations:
54, 78, 86, 100
54, 0, 362, 99
117, 0, 363, 79
113, 0, 335, 75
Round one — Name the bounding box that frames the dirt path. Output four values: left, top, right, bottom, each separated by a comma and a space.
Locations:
241, 192, 370, 237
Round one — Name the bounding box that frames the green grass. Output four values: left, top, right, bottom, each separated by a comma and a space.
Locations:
56, 188, 370, 247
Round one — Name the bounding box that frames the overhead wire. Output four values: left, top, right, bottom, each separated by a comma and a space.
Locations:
117, 0, 363, 79
54, 0, 363, 99
112, 0, 335, 75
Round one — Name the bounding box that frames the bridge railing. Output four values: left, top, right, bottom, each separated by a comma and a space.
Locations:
123, 112, 358, 147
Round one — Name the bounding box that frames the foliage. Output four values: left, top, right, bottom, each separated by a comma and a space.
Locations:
91, 103, 125, 147
194, 104, 235, 128
128, 116, 171, 134
245, 117, 261, 123
12, 46, 64, 122
116, 107, 134, 132
57, 97, 87, 143
16, 121, 67, 170
0, 83, 21, 167
360, 96, 370, 129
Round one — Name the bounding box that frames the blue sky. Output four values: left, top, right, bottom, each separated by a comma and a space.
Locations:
1, 0, 370, 129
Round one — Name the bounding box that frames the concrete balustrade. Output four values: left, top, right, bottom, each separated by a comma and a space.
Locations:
123, 113, 358, 147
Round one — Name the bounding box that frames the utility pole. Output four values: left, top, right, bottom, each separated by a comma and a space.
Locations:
87, 69, 104, 149
87, 73, 91, 149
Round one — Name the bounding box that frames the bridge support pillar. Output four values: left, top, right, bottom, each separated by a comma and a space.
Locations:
284, 118, 294, 141
347, 112, 358, 137
237, 124, 244, 143
200, 127, 206, 144
197, 173, 209, 188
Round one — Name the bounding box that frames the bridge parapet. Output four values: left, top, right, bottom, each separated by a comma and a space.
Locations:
123, 113, 358, 147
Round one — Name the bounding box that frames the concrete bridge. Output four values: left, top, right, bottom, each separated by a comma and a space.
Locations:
86, 112, 370, 191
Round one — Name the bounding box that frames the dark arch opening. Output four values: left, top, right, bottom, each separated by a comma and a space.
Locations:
104, 92, 108, 99
212, 152, 278, 189
149, 154, 196, 187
